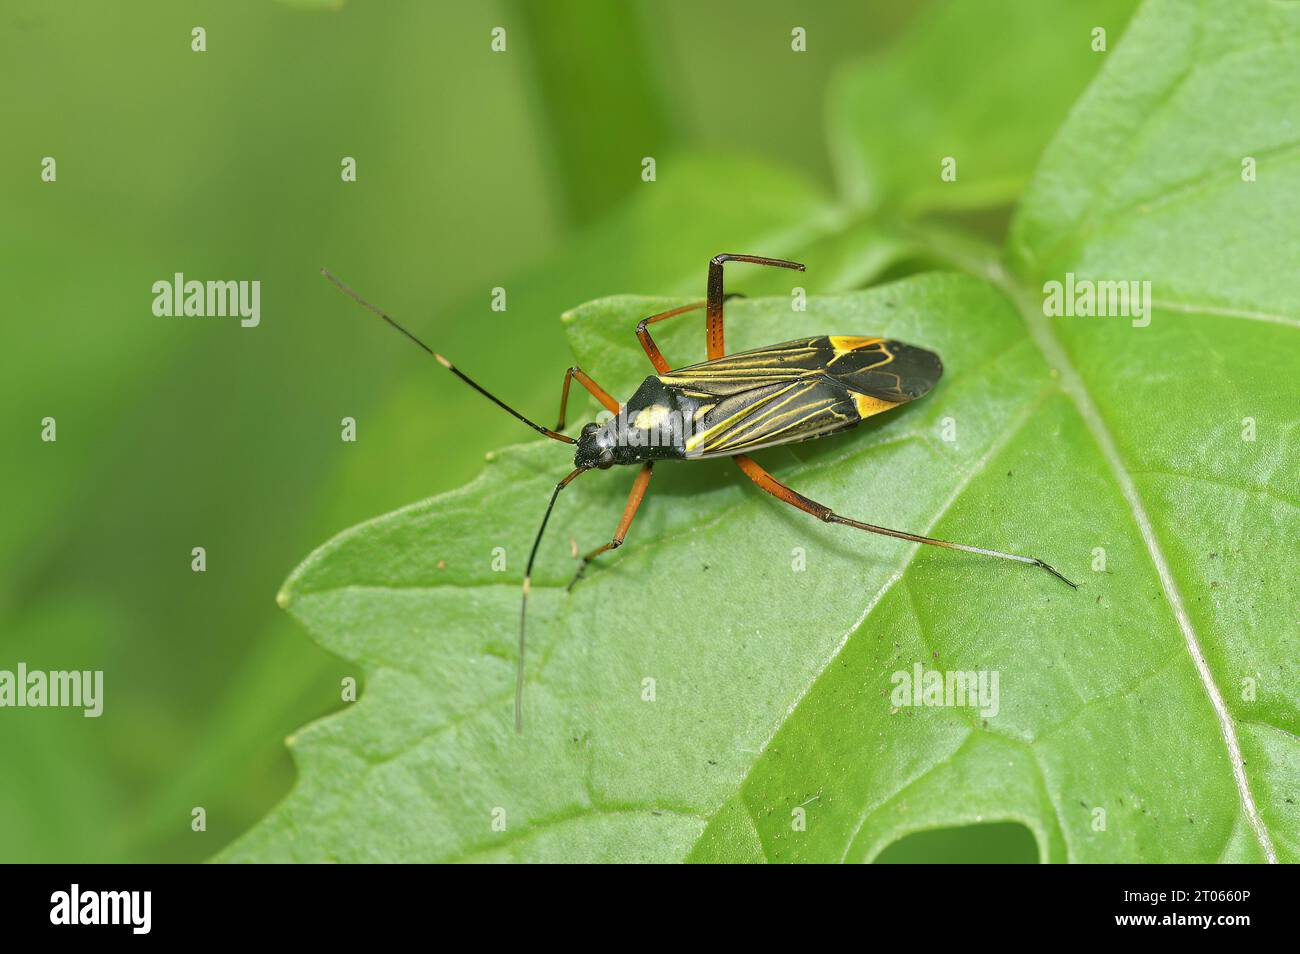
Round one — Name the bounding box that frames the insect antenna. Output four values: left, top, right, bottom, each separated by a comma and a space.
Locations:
517, 467, 587, 733
321, 268, 575, 444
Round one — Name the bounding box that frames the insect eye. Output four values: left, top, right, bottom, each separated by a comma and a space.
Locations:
581, 422, 599, 437
598, 448, 615, 468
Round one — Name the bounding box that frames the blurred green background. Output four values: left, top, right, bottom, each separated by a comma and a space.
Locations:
1, 0, 1122, 862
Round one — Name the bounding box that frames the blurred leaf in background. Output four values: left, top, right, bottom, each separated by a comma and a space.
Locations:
3, 0, 560, 861
830, 0, 1138, 216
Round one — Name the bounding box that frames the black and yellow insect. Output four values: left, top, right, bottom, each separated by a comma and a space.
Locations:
322, 254, 1076, 733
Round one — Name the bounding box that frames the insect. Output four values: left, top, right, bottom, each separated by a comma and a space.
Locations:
322, 254, 1076, 733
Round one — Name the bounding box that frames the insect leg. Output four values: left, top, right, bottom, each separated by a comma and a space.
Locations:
732, 454, 1077, 588
567, 462, 654, 591
706, 254, 805, 359
636, 301, 706, 373
636, 296, 748, 372
556, 366, 620, 430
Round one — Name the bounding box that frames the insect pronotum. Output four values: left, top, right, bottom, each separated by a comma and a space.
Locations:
321, 254, 1076, 733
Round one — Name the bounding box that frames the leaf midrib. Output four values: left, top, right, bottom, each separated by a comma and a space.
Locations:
677, 225, 1282, 863
984, 256, 1280, 863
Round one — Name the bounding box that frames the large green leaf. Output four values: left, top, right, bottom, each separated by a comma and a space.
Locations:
222, 0, 1297, 862
1002, 0, 1300, 863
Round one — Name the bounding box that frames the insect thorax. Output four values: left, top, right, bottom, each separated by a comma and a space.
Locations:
577, 376, 700, 468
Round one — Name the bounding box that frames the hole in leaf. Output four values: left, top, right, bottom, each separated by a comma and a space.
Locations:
873, 822, 1038, 863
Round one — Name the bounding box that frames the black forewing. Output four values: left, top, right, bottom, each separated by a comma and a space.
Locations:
660, 338, 836, 397
666, 336, 943, 457
683, 375, 860, 457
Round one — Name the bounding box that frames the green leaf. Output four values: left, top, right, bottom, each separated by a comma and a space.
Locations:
273, 0, 345, 10
828, 0, 1299, 861
224, 0, 1297, 862
1004, 0, 1300, 863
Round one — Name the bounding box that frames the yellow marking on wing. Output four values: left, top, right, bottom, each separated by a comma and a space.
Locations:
697, 346, 819, 363
695, 376, 868, 454
684, 386, 791, 453
661, 367, 810, 383
720, 399, 840, 450
853, 392, 901, 418
702, 394, 854, 454
829, 336, 882, 354
703, 382, 820, 449
662, 342, 823, 376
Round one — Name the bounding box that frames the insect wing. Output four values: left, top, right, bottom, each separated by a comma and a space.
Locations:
665, 336, 943, 457
660, 337, 837, 397
822, 337, 943, 403
684, 376, 861, 458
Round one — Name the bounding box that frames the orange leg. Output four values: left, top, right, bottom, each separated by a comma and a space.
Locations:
567, 462, 654, 591
705, 254, 805, 359
636, 301, 708, 373
556, 366, 620, 430
733, 454, 1077, 587
635, 254, 805, 371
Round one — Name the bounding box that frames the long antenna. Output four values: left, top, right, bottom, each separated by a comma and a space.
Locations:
517, 467, 587, 733
321, 268, 575, 444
